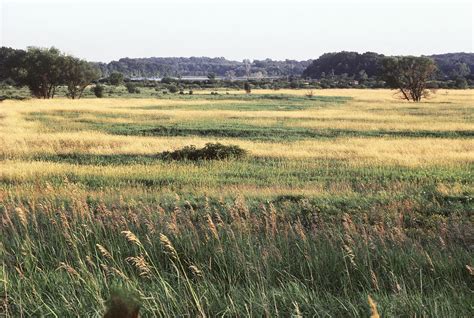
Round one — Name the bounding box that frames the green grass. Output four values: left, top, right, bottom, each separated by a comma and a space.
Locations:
26, 110, 473, 141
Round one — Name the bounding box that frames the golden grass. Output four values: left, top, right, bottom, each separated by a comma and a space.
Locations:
0, 89, 472, 173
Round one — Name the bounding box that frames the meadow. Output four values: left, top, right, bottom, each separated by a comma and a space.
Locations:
1, 89, 473, 317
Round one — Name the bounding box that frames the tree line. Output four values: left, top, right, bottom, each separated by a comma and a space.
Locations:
303, 51, 473, 89
1, 46, 472, 102
0, 47, 100, 99
95, 57, 311, 78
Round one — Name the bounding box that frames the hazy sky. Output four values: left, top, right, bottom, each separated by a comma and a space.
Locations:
1, 0, 472, 62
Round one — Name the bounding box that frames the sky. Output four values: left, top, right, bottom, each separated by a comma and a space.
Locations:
1, 0, 473, 62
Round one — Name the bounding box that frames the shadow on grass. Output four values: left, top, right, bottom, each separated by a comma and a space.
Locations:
136, 126, 474, 140
32, 142, 247, 165
33, 153, 162, 166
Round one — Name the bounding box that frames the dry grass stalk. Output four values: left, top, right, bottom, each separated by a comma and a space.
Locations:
466, 265, 474, 276
15, 207, 27, 228
159, 233, 178, 260
294, 218, 307, 241
206, 214, 219, 240
110, 267, 130, 281
189, 265, 203, 278
343, 244, 357, 268
57, 262, 80, 278
425, 251, 435, 272
368, 295, 380, 318
96, 244, 113, 259
370, 269, 380, 291
121, 230, 142, 247
85, 255, 96, 269
126, 255, 151, 278
292, 301, 303, 318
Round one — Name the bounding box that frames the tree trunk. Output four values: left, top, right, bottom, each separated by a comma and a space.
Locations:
398, 87, 410, 101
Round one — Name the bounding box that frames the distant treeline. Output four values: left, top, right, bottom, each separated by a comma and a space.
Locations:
93, 52, 473, 88
303, 51, 473, 88
95, 57, 312, 78
1, 47, 473, 91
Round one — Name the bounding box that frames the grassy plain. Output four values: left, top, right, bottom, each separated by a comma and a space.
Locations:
1, 89, 473, 317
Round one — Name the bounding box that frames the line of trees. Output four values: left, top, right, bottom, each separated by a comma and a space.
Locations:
1, 46, 470, 102
96, 57, 311, 78
0, 47, 100, 99
302, 51, 473, 89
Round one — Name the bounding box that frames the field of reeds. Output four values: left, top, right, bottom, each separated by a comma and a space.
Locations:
1, 89, 473, 317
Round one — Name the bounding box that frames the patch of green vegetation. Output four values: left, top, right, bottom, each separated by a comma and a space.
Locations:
19, 155, 474, 191
26, 110, 473, 141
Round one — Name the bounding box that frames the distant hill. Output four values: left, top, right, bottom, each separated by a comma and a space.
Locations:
95, 57, 312, 78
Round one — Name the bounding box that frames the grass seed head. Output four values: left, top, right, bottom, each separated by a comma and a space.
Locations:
97, 244, 113, 259
159, 233, 178, 260
121, 230, 142, 247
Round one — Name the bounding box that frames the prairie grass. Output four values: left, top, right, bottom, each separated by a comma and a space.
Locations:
1, 89, 473, 316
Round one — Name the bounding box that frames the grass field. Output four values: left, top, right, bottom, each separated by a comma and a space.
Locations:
1, 89, 473, 317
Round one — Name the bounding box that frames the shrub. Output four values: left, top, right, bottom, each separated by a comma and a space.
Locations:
92, 84, 104, 98
161, 143, 247, 161
125, 82, 139, 94
168, 85, 178, 93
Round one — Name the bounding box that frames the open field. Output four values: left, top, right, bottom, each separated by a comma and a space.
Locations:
1, 89, 473, 316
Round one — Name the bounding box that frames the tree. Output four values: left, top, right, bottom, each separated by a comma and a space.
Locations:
303, 51, 384, 79
381, 56, 437, 102
0, 47, 26, 84
108, 72, 124, 86
21, 47, 65, 98
244, 82, 251, 94
450, 62, 470, 79
63, 56, 100, 99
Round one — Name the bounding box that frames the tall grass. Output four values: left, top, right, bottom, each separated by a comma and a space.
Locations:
2, 191, 473, 316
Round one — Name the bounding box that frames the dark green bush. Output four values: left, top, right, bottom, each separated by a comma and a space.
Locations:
125, 82, 139, 94
92, 84, 104, 98
161, 143, 247, 161
168, 84, 178, 93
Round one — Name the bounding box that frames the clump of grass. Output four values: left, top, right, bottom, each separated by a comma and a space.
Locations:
160, 143, 247, 161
